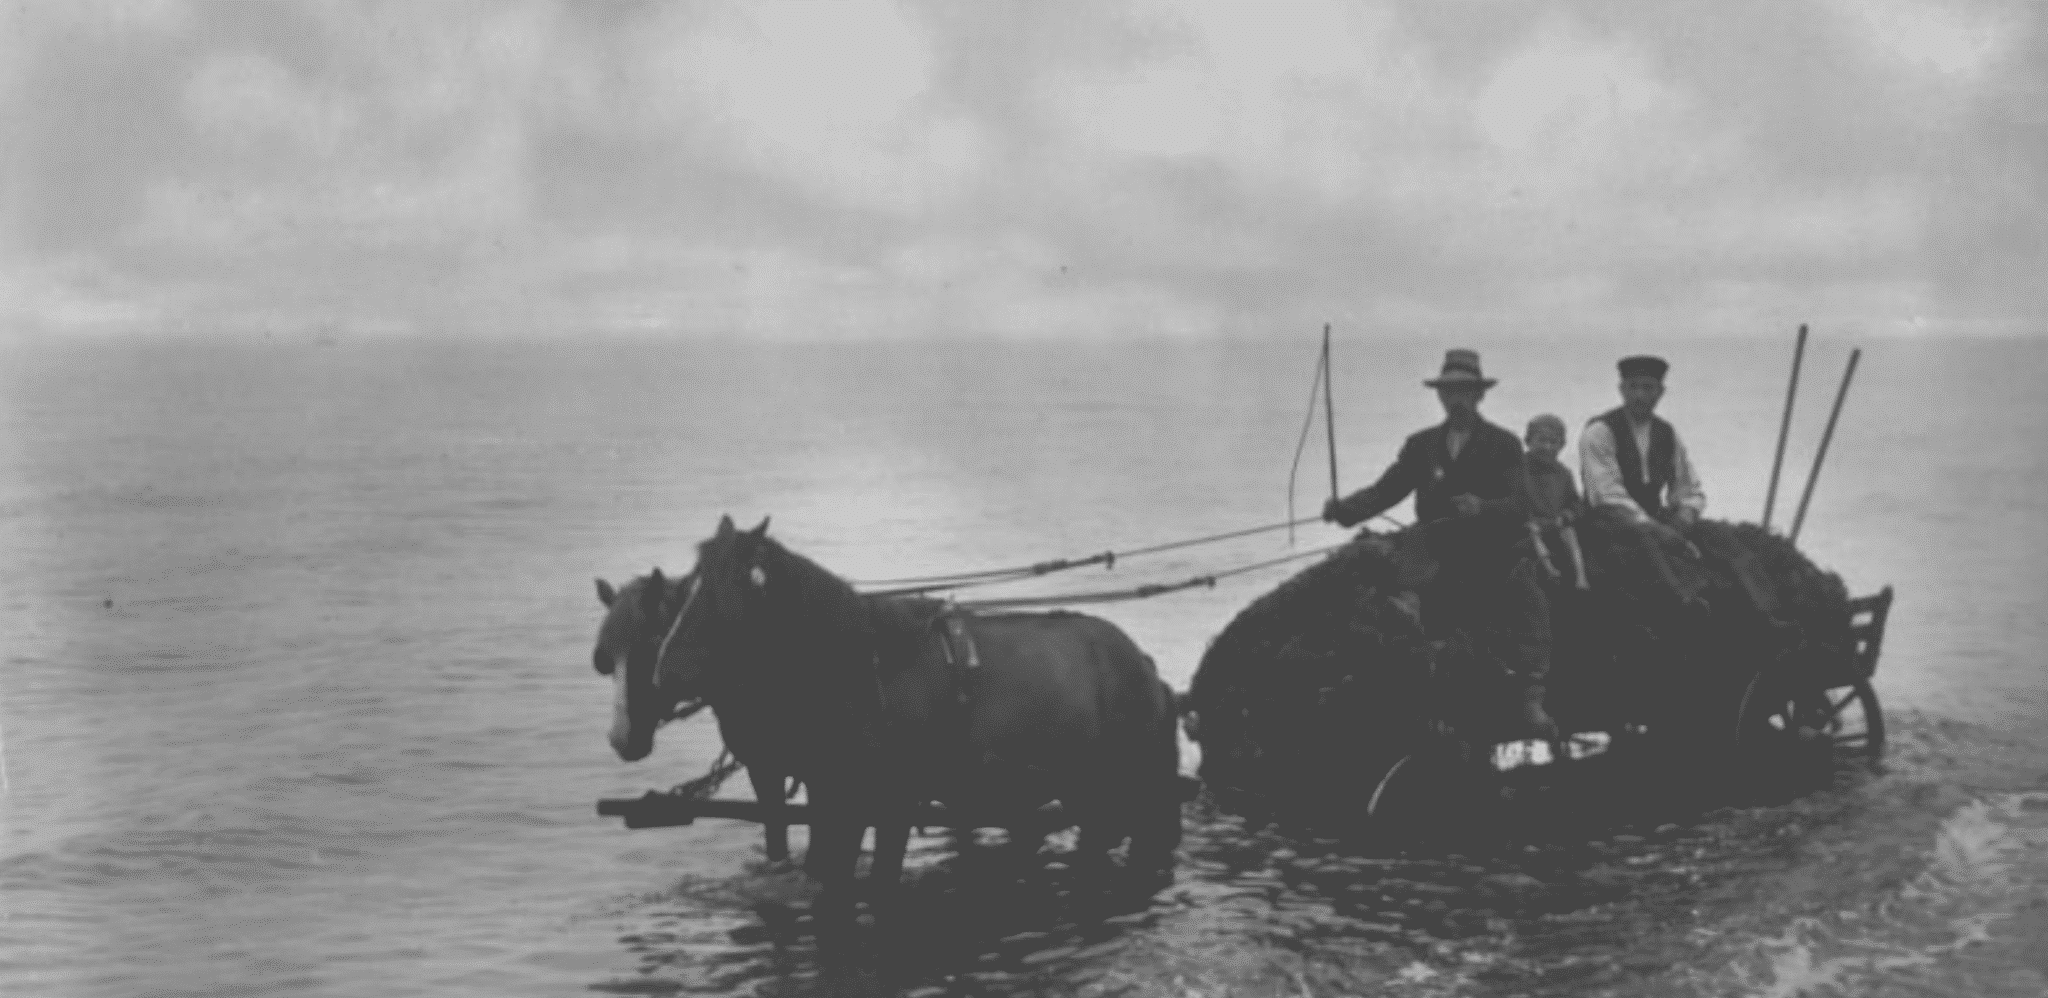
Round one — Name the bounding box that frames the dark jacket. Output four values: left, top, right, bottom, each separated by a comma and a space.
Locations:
1329, 419, 1525, 529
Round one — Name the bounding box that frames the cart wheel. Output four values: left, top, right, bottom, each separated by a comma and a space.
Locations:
1363, 753, 1443, 844
1366, 755, 1416, 820
1819, 680, 1885, 767
1364, 753, 1498, 845
1733, 669, 1831, 771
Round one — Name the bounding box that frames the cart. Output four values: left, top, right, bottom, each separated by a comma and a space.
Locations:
1734, 585, 1892, 765
1360, 584, 1895, 830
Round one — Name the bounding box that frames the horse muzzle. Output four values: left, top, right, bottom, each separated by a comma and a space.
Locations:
610, 732, 655, 762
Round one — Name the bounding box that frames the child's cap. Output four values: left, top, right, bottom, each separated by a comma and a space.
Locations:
1525, 413, 1565, 437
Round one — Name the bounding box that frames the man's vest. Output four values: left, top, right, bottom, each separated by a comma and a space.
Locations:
1596, 408, 1676, 517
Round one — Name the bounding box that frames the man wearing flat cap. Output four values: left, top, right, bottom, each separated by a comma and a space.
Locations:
1584, 354, 1792, 628
1580, 355, 1705, 538
1324, 349, 1555, 738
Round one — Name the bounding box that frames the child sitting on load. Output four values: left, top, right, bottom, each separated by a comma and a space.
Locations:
1518, 414, 1589, 589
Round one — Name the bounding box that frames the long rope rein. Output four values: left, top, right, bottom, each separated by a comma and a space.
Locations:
858, 330, 1403, 598
954, 541, 1348, 610
853, 515, 1325, 595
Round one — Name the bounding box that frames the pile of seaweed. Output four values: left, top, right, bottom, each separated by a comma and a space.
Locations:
1186, 508, 1854, 828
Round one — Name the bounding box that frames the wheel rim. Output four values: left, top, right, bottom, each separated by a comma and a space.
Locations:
1735, 672, 1827, 755
1366, 755, 1414, 818
1821, 682, 1885, 764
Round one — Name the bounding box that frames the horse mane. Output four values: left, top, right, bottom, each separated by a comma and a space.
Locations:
752, 536, 947, 675
751, 538, 860, 639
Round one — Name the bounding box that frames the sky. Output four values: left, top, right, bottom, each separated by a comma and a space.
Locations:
1, 0, 2042, 342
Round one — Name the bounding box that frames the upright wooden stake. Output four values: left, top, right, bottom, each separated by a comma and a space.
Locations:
1322, 323, 1339, 501
1762, 324, 1808, 531
1790, 348, 1861, 544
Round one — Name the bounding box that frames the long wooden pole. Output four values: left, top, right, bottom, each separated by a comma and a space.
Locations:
1322, 323, 1339, 500
1761, 323, 1808, 531
1790, 348, 1860, 544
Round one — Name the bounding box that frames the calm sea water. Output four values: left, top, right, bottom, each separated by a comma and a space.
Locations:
1, 334, 2043, 997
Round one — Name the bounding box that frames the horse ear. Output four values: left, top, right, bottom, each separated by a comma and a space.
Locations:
650, 566, 666, 587
750, 516, 771, 539
716, 515, 736, 538
641, 571, 665, 614
596, 578, 616, 606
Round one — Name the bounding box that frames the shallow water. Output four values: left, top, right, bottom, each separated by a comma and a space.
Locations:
1, 334, 2043, 997
586, 718, 2048, 998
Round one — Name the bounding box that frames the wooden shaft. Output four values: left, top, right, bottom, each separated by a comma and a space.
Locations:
599, 773, 1203, 830
598, 794, 1067, 830
1322, 323, 1339, 500
1762, 324, 1809, 530
1790, 348, 1861, 544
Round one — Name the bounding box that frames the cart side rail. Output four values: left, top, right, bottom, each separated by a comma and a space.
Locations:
1846, 585, 1895, 681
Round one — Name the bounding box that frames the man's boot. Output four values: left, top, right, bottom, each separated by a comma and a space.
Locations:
1522, 684, 1558, 740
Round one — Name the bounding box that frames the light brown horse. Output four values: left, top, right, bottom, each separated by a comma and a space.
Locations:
645, 516, 1183, 917
592, 569, 795, 862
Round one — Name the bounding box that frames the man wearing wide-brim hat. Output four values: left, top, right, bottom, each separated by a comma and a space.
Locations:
1324, 349, 1524, 528
1323, 349, 1555, 738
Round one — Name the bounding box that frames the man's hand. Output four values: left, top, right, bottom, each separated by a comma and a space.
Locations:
1670, 507, 1700, 530
1322, 497, 1347, 526
1450, 493, 1483, 517
1648, 519, 1687, 545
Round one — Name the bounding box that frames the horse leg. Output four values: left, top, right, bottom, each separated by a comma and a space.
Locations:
868, 819, 911, 894
867, 817, 913, 955
747, 767, 789, 863
1125, 722, 1186, 877
1068, 789, 1127, 872
801, 795, 867, 941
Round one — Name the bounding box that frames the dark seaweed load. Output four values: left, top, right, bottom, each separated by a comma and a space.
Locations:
1186, 507, 1852, 824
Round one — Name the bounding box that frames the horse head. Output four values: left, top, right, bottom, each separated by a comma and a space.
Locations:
592, 567, 690, 761
654, 515, 777, 699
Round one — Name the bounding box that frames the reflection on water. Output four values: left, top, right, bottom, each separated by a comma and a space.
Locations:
589, 746, 1940, 998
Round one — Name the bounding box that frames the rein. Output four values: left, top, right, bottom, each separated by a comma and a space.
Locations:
662, 541, 898, 745
652, 575, 697, 691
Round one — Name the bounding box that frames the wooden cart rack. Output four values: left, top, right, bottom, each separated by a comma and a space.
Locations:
1736, 584, 1894, 763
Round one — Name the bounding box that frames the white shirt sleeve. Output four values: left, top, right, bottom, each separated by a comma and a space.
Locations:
1669, 429, 1706, 519
1579, 421, 1652, 524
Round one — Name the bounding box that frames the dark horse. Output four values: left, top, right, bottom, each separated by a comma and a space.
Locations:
644, 516, 1184, 915
593, 568, 796, 862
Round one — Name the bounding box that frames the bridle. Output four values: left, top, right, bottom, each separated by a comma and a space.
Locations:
633, 574, 708, 727
654, 571, 702, 695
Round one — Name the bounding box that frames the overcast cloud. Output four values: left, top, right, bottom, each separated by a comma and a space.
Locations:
2, 0, 2041, 341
